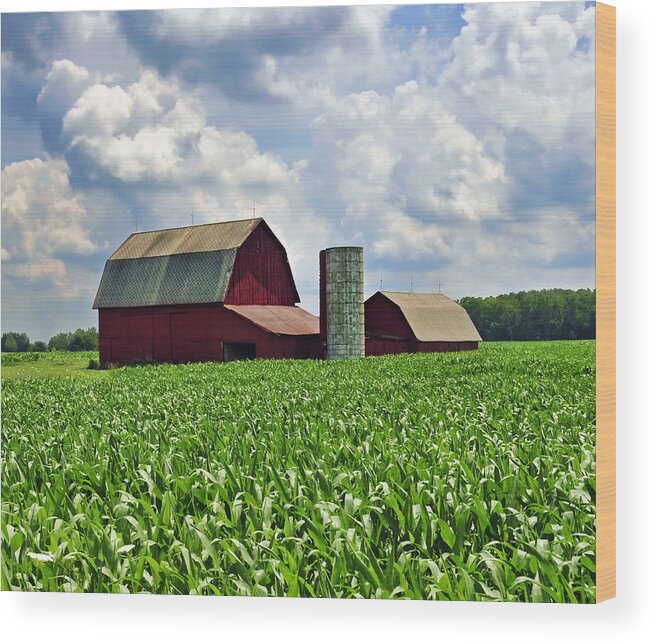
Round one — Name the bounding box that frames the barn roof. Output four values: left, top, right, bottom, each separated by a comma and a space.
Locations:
225, 305, 320, 336
109, 218, 261, 259
93, 219, 263, 309
375, 291, 482, 342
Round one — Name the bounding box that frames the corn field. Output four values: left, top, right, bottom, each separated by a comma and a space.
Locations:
1, 341, 596, 601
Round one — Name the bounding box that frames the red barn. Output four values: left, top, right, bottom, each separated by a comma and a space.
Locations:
365, 291, 481, 356
93, 218, 322, 364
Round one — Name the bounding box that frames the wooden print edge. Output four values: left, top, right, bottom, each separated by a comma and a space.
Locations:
595, 1, 616, 604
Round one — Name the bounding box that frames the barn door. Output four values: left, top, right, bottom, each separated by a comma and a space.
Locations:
129, 315, 154, 361
224, 342, 256, 362
170, 313, 190, 363
153, 313, 172, 361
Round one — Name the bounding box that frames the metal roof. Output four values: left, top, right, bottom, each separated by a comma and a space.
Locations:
110, 218, 261, 259
225, 305, 320, 336
376, 291, 482, 342
93, 250, 237, 309
94, 219, 267, 309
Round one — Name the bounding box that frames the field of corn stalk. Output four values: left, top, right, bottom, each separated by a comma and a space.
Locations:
1, 341, 596, 601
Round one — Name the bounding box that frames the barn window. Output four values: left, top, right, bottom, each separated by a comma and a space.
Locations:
224, 342, 256, 362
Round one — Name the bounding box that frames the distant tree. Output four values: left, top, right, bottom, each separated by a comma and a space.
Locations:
459, 289, 596, 341
2, 334, 18, 352
48, 332, 73, 351
69, 328, 99, 352
47, 328, 99, 352
30, 340, 48, 352
85, 327, 99, 350
69, 335, 85, 351
2, 331, 30, 352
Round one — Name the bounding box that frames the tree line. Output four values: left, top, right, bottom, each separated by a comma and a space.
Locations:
458, 289, 595, 341
1, 328, 99, 352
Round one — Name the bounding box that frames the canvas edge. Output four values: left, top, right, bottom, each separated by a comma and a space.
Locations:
595, 0, 616, 604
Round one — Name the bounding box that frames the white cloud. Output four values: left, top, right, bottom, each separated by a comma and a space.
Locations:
60, 70, 296, 193
252, 54, 335, 108
1, 158, 95, 297
63, 84, 133, 138
515, 205, 595, 266
304, 80, 507, 262
247, 5, 435, 111
121, 5, 439, 115
438, 2, 595, 154
151, 7, 324, 44
372, 210, 451, 261
295, 2, 595, 297
11, 258, 68, 281
37, 59, 90, 102
36, 59, 92, 151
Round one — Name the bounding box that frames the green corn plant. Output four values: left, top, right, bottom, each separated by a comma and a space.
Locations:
1, 341, 596, 601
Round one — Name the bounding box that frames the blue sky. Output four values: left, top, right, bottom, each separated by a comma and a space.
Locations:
1, 2, 596, 340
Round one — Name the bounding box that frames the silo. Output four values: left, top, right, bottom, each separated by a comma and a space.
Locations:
319, 247, 364, 359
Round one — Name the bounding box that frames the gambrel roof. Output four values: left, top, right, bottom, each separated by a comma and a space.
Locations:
374, 291, 482, 342
108, 218, 260, 260
93, 218, 268, 309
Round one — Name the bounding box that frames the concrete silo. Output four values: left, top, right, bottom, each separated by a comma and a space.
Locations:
319, 247, 365, 359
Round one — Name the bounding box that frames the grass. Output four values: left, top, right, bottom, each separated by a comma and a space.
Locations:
1, 351, 107, 379
0, 341, 596, 601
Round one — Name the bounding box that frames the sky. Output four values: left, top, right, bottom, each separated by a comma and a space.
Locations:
1, 2, 597, 341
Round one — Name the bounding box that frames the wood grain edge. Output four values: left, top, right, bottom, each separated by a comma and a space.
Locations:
595, 1, 616, 604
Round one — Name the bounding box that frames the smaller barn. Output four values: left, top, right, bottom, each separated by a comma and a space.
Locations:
365, 291, 481, 356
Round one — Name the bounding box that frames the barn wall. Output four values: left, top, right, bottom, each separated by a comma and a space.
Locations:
417, 341, 479, 352
365, 338, 412, 356
364, 339, 479, 356
457, 341, 479, 351
225, 225, 298, 306
98, 304, 321, 364
319, 250, 327, 340
364, 293, 413, 339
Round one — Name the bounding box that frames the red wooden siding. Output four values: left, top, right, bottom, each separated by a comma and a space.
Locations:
416, 341, 478, 353
99, 304, 322, 365
153, 313, 172, 361
365, 338, 478, 356
365, 338, 412, 356
225, 224, 299, 306
319, 249, 327, 339
364, 292, 413, 340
